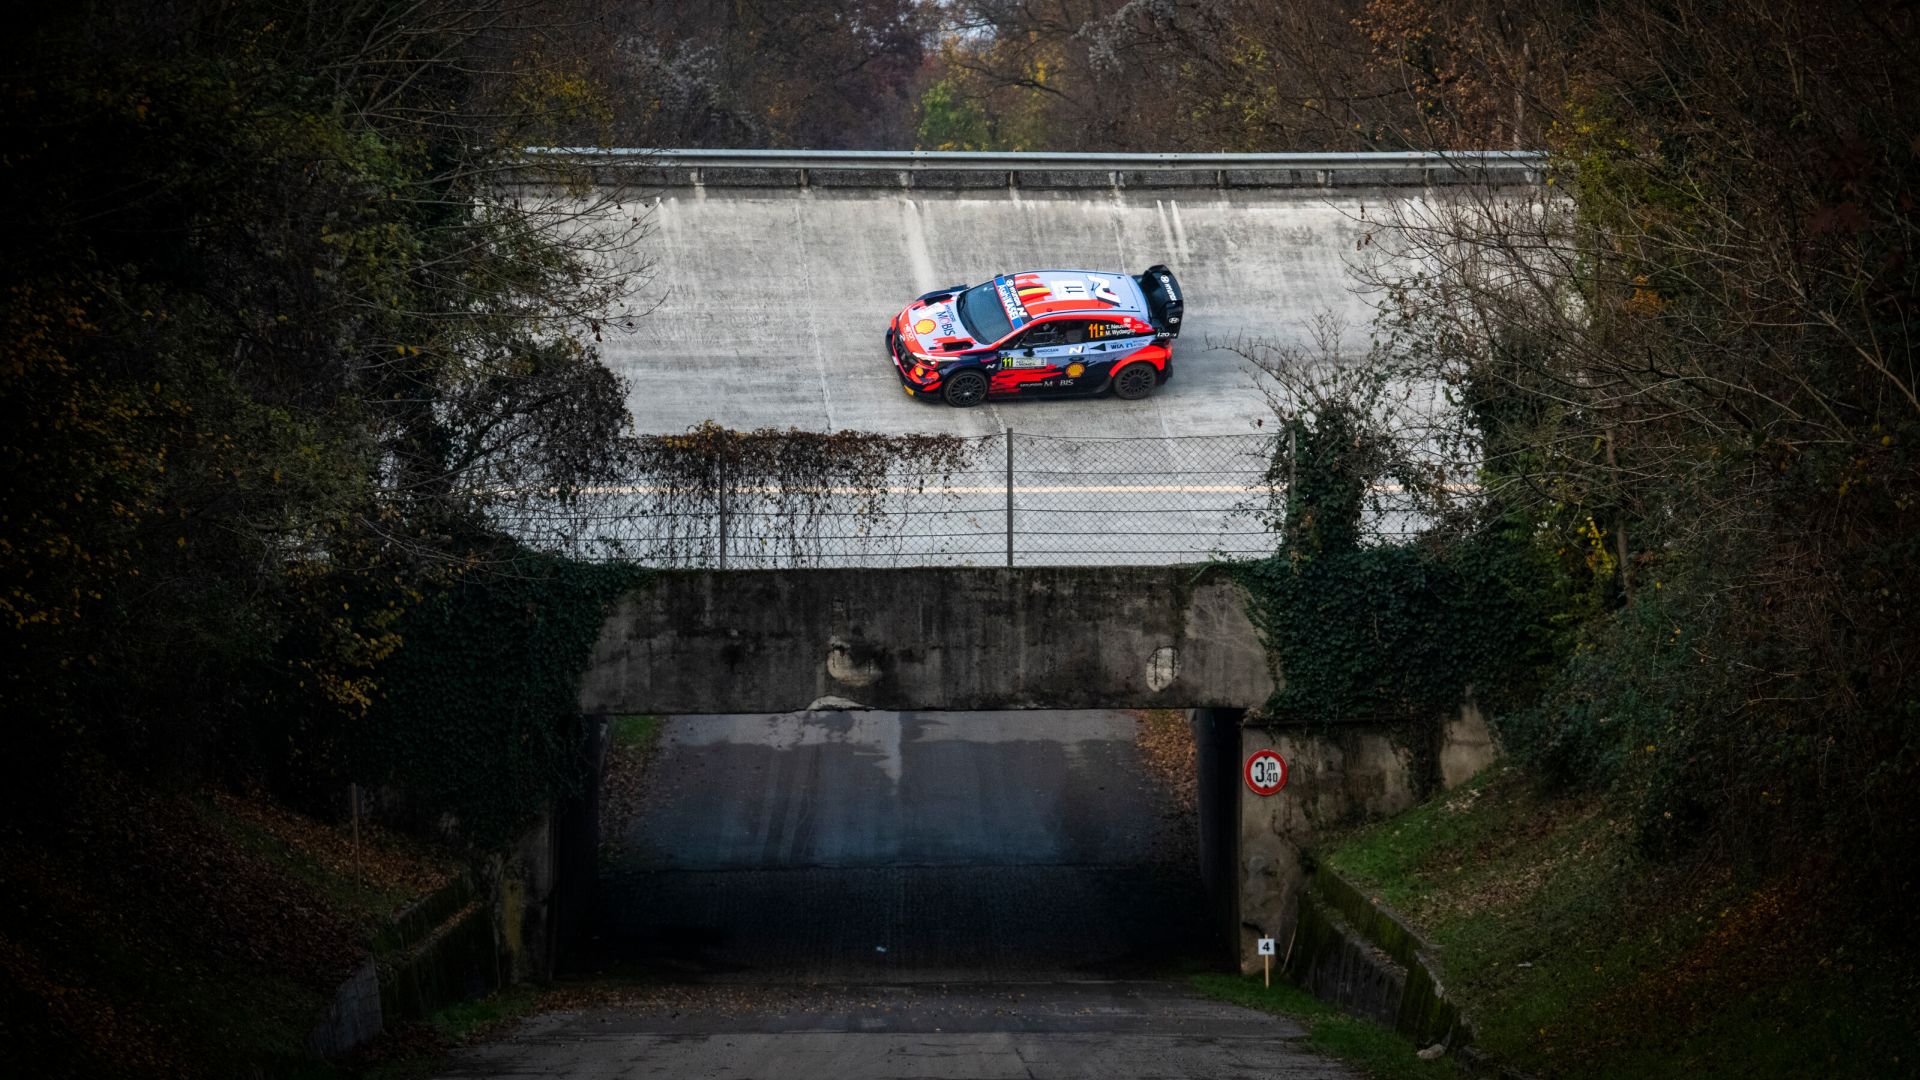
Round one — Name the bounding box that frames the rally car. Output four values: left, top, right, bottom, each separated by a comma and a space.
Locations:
887, 266, 1184, 406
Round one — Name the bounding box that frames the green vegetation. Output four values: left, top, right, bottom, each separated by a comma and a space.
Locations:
611, 715, 664, 752
344, 557, 646, 848
1222, 8, 1919, 1072
1323, 768, 1920, 1079
0, 3, 645, 1073
0, 778, 453, 1077
3, 0, 643, 826
1190, 974, 1465, 1080
192, 791, 454, 937
1237, 405, 1566, 726
357, 986, 546, 1080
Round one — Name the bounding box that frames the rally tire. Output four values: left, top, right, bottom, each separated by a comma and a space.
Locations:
1113, 363, 1158, 400
943, 369, 989, 407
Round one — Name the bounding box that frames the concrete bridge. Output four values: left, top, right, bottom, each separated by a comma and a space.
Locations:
578, 564, 1273, 715
552, 151, 1524, 980
575, 562, 1496, 977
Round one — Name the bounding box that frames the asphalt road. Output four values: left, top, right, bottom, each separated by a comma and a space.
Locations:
438, 981, 1358, 1079
443, 711, 1361, 1078
581, 710, 1213, 982
567, 185, 1454, 437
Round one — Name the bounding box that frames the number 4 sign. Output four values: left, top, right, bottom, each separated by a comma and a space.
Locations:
1257, 936, 1279, 987
1244, 749, 1288, 796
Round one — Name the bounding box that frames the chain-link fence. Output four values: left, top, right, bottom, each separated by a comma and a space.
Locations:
495, 431, 1423, 568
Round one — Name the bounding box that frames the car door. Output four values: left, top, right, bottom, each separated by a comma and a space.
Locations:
988, 320, 1070, 395
993, 319, 1120, 396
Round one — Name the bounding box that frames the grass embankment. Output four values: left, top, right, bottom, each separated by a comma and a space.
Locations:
1191, 973, 1467, 1080
351, 985, 544, 1080
1321, 766, 1919, 1079
0, 771, 456, 1077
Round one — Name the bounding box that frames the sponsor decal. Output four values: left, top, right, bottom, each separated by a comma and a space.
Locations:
994, 279, 1030, 323
1066, 344, 1084, 355
1156, 272, 1179, 303
1066, 362, 1086, 378
914, 318, 936, 334
1003, 354, 1046, 369
1090, 276, 1122, 304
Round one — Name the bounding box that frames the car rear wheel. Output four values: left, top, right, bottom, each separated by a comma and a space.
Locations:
1113, 363, 1158, 400
943, 369, 989, 407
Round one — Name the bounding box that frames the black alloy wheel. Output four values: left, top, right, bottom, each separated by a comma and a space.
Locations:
1113, 363, 1158, 400
943, 369, 990, 407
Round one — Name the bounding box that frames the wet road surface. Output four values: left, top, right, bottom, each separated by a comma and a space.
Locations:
439, 980, 1358, 1079
578, 710, 1210, 981
440, 711, 1356, 1077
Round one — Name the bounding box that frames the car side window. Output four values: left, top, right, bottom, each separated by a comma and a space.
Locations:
1017, 323, 1065, 348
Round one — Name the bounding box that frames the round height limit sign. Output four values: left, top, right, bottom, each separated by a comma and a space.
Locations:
1244, 749, 1288, 796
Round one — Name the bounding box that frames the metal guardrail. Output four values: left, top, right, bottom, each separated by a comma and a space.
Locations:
529, 147, 1548, 172
518, 148, 1548, 189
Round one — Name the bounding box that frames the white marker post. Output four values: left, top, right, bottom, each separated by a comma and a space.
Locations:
1257, 936, 1277, 987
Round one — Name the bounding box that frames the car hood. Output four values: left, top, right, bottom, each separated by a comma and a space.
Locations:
898, 297, 979, 355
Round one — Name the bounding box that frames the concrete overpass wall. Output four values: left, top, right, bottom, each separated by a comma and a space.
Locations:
578, 565, 1275, 715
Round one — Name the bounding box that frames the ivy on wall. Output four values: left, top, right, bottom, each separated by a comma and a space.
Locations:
351, 554, 645, 848
1238, 409, 1562, 726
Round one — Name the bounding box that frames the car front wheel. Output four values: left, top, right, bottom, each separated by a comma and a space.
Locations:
943, 369, 989, 407
1112, 363, 1158, 400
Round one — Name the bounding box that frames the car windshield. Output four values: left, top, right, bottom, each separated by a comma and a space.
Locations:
955, 280, 1013, 343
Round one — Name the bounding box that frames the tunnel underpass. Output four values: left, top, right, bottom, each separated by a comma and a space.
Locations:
575, 709, 1234, 983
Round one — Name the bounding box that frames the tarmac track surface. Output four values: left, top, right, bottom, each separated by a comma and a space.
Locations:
566, 184, 1465, 437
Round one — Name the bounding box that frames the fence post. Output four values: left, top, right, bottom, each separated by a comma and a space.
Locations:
1005, 428, 1015, 567
716, 449, 728, 570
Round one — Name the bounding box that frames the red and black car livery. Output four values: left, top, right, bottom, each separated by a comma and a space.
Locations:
888, 266, 1184, 407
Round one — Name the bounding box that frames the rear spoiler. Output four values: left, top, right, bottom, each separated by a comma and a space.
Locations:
1136, 265, 1183, 339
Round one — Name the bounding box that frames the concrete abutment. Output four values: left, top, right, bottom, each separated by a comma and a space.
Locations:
1233, 702, 1499, 975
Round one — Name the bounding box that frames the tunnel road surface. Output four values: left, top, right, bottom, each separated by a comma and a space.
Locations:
463, 711, 1368, 1077
584, 710, 1212, 982
437, 981, 1358, 1079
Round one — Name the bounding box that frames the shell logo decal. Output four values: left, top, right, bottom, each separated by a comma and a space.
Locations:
914, 318, 937, 334
1066, 362, 1086, 378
